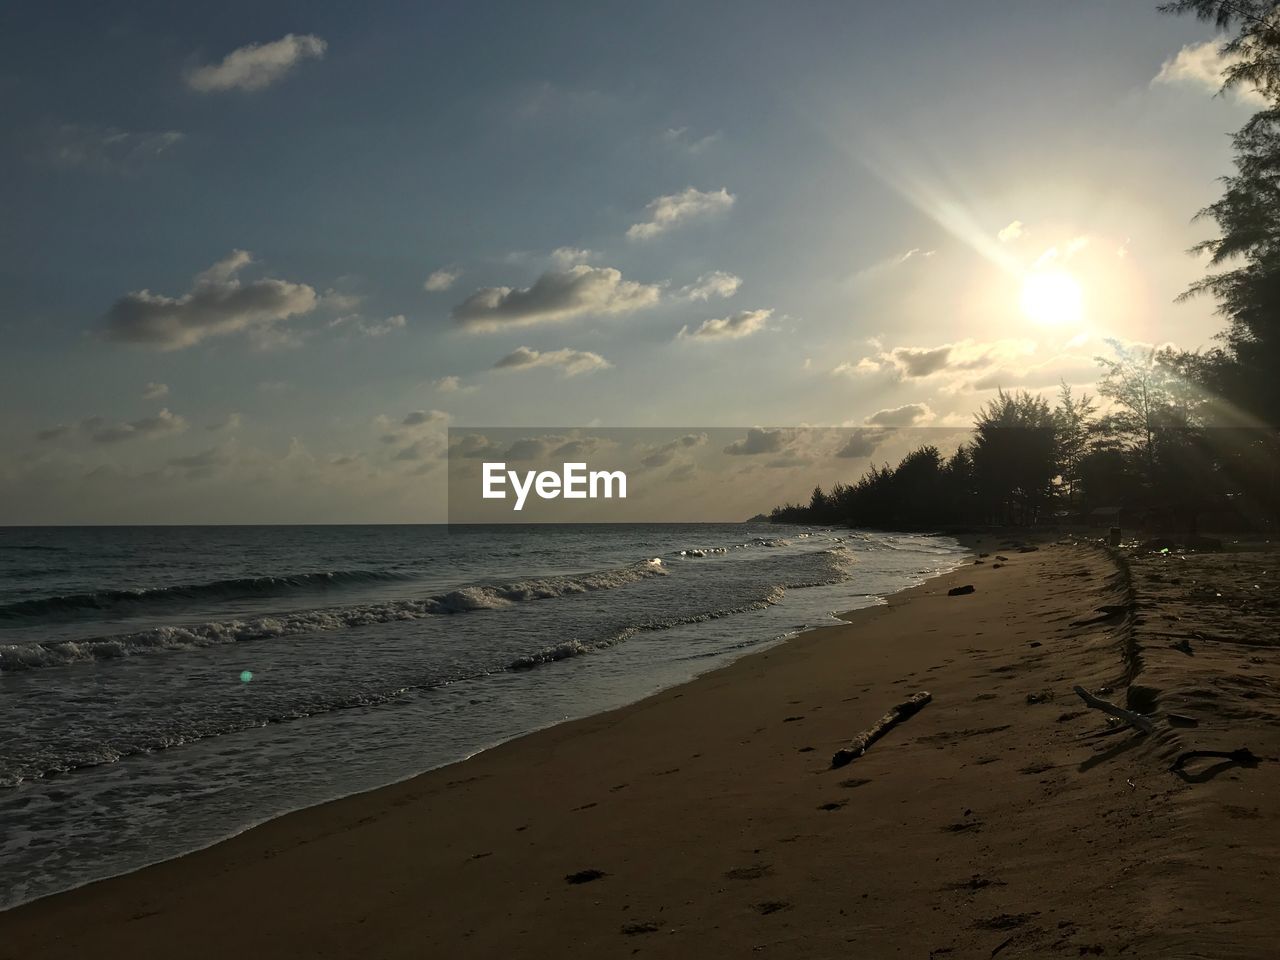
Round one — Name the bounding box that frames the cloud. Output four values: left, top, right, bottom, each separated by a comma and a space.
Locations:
330, 313, 407, 337
848, 338, 1035, 379
401, 409, 449, 427
660, 127, 721, 153
678, 270, 742, 301
678, 308, 772, 341
103, 250, 318, 350
207, 412, 242, 432
639, 432, 708, 468
834, 428, 887, 458
627, 187, 735, 240
168, 445, 232, 474
185, 34, 327, 93
424, 267, 460, 292
33, 123, 183, 174
433, 375, 462, 393
866, 403, 933, 427
724, 428, 789, 456
85, 408, 189, 443
450, 433, 504, 459
493, 346, 611, 377
1153, 37, 1267, 106
962, 354, 1100, 392
35, 425, 72, 441
850, 247, 935, 282
550, 247, 596, 267
997, 220, 1025, 243
142, 382, 169, 400
453, 264, 661, 331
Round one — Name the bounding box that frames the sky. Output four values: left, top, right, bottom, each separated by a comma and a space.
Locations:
0, 0, 1261, 523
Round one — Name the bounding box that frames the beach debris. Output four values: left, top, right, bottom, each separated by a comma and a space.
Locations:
831, 691, 932, 768
995, 555, 1009, 561
948, 584, 976, 596
565, 868, 607, 884
1072, 685, 1156, 734
1166, 713, 1199, 728
1025, 690, 1054, 705
1170, 637, 1194, 655
1016, 545, 1039, 553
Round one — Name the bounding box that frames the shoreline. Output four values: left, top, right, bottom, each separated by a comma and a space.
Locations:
0, 530, 969, 914
4, 536, 1276, 957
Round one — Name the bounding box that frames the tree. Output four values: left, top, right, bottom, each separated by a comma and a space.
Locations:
1053, 381, 1098, 506
971, 390, 1058, 525
1160, 1, 1280, 423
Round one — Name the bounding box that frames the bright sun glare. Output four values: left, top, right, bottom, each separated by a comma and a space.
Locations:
1019, 270, 1083, 327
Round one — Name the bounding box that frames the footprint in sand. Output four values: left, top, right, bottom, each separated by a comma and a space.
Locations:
724, 863, 773, 880
839, 777, 872, 789
754, 900, 792, 915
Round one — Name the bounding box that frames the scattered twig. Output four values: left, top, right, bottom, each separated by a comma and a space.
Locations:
831, 692, 932, 768
1072, 685, 1156, 735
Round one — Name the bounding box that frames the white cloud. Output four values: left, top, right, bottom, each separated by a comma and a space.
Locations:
660, 127, 721, 153
678, 308, 772, 341
330, 313, 407, 337
866, 403, 933, 427
424, 267, 461, 292
142, 381, 169, 400
453, 264, 661, 331
627, 187, 735, 240
678, 270, 742, 301
850, 247, 935, 281
185, 34, 327, 93
1153, 37, 1267, 106
433, 375, 462, 393
493, 346, 612, 376
34, 123, 183, 173
997, 220, 1025, 243
550, 247, 596, 267
103, 250, 318, 350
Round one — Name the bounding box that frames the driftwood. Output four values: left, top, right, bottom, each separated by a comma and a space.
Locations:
831, 692, 932, 769
1072, 685, 1155, 735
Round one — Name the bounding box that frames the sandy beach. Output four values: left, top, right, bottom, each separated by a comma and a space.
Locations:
3, 538, 1278, 959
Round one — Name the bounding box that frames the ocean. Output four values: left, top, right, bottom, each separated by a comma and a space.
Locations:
0, 523, 967, 909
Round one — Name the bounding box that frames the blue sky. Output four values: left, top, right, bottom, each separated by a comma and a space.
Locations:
0, 1, 1259, 522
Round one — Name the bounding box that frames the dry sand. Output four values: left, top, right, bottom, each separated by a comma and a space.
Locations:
3, 539, 1279, 959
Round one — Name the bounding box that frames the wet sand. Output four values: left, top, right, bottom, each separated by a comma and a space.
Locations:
3, 539, 1278, 958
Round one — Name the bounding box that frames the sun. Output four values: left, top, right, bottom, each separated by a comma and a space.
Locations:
1019, 269, 1083, 327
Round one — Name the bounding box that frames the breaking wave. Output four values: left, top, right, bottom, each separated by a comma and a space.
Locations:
0, 560, 669, 673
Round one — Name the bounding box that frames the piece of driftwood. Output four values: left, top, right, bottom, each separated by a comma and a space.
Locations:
948, 584, 975, 596
1072, 685, 1155, 735
831, 692, 932, 769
